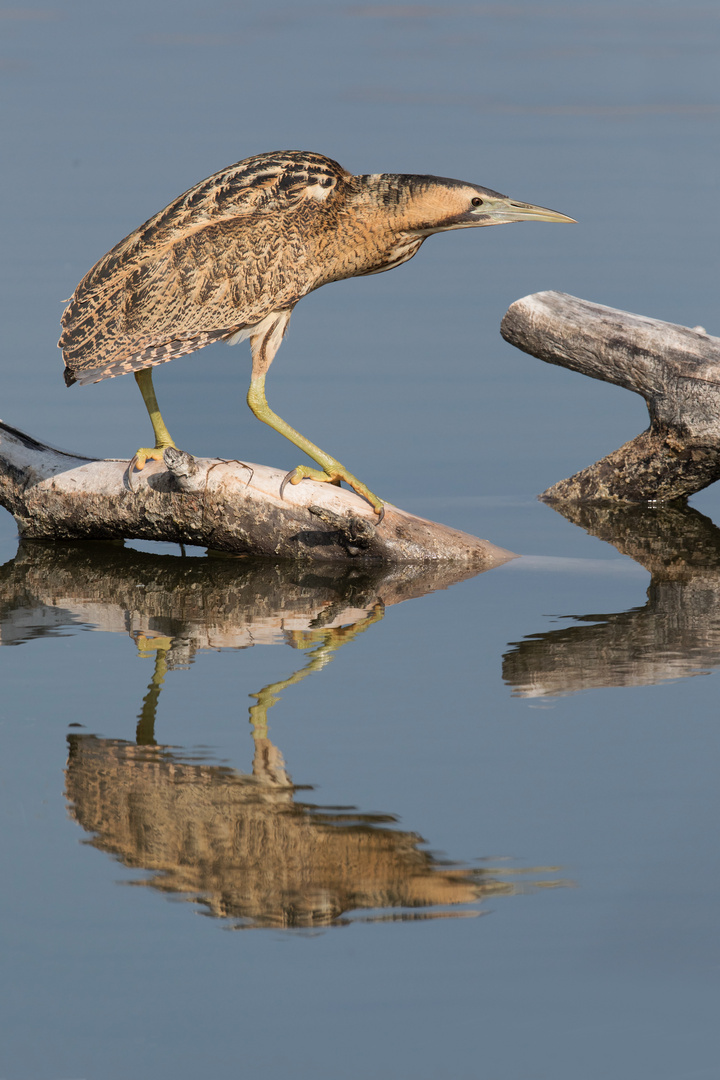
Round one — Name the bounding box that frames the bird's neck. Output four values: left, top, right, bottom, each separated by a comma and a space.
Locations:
310, 186, 427, 285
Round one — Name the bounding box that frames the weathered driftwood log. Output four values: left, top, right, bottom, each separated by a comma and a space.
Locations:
501, 291, 720, 502
0, 422, 513, 566
503, 503, 720, 696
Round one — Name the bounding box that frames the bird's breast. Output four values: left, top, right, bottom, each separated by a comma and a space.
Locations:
355, 235, 425, 277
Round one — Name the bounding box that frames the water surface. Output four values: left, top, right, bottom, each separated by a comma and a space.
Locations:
1, 2, 719, 1078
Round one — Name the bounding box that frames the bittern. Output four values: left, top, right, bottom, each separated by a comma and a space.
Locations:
59, 150, 574, 517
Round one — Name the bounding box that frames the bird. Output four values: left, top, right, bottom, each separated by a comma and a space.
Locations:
59, 150, 574, 518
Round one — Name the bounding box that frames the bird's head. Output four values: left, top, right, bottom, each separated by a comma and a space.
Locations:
356, 173, 575, 236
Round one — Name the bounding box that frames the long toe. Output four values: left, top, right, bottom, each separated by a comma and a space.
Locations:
127, 446, 176, 491
279, 463, 385, 518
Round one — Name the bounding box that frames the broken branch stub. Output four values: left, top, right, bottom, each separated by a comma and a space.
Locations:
501, 290, 720, 502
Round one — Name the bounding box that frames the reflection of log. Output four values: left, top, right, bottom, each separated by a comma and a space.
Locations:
503, 503, 720, 696
14, 540, 565, 926
501, 291, 720, 502
548, 501, 720, 576
65, 733, 548, 928
0, 422, 514, 565
0, 540, 491, 654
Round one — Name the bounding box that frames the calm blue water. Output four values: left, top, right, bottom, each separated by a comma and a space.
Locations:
1, 2, 719, 1078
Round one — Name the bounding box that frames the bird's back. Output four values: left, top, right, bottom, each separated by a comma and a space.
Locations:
60, 151, 355, 386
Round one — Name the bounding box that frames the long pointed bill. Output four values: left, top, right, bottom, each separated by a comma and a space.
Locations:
469, 195, 576, 225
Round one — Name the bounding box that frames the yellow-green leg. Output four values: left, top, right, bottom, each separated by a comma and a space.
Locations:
248, 602, 385, 738
134, 634, 172, 745
131, 368, 177, 472
247, 373, 385, 518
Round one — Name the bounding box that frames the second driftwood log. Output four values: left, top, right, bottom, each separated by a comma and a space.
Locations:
501, 290, 720, 502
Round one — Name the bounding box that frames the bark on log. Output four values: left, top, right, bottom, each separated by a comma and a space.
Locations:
0, 421, 513, 566
501, 291, 720, 502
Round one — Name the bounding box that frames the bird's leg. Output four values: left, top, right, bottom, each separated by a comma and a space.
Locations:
131, 368, 177, 472
247, 312, 384, 518
247, 372, 385, 518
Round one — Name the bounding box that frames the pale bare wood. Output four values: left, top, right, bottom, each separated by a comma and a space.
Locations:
501, 291, 720, 502
0, 421, 514, 566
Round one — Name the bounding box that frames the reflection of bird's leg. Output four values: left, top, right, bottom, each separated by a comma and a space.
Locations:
248, 633, 351, 786
248, 653, 327, 741
129, 369, 178, 475
248, 601, 385, 741
134, 634, 173, 745
289, 600, 385, 652
246, 312, 385, 518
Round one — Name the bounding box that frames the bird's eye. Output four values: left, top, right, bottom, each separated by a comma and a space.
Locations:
471, 197, 483, 207
321, 177, 333, 187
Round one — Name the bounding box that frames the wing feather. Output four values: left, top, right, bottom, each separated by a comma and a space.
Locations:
60, 151, 350, 385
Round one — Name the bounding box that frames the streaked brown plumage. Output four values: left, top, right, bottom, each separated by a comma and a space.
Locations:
59, 150, 574, 515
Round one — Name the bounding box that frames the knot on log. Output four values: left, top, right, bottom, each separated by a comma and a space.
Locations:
308, 504, 377, 556
163, 446, 202, 490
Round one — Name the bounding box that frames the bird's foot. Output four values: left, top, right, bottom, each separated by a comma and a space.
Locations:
127, 442, 177, 490
280, 464, 385, 521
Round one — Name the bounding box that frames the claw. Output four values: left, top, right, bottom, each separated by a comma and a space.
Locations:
279, 467, 301, 501
126, 446, 171, 492
279, 464, 385, 521
126, 454, 140, 492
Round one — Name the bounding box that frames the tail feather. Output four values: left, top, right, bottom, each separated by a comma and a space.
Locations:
61, 329, 233, 386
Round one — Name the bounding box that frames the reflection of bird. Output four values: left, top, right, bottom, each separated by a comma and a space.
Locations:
65, 733, 520, 928
59, 150, 574, 516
